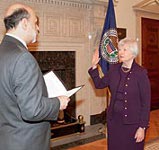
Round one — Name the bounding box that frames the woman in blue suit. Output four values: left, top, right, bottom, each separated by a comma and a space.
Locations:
88, 38, 151, 150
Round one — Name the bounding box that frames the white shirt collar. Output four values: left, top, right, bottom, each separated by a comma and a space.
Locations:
6, 33, 28, 49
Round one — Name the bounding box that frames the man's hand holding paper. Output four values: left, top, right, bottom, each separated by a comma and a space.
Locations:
58, 96, 70, 110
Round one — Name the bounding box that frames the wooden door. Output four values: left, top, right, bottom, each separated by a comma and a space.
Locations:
142, 17, 159, 110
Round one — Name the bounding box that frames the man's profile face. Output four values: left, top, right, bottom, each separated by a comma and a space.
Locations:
26, 9, 39, 43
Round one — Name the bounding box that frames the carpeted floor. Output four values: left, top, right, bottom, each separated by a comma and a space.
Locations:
144, 137, 159, 150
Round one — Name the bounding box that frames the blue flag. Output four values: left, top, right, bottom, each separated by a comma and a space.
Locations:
98, 0, 118, 75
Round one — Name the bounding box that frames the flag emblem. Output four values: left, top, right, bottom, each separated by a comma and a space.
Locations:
100, 29, 118, 63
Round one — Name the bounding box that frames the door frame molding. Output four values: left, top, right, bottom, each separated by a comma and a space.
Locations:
133, 0, 159, 65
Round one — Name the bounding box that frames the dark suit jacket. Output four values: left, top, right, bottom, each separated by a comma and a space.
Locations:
88, 61, 151, 128
0, 35, 60, 150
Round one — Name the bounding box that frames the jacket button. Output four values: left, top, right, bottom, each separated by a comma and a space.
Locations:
125, 107, 127, 109
127, 77, 130, 80
125, 100, 127, 103
124, 92, 127, 95
125, 84, 128, 87
125, 115, 127, 117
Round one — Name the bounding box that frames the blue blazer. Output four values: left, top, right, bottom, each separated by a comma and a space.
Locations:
88, 61, 151, 128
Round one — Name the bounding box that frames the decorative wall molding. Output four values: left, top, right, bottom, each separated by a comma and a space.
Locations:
24, 0, 91, 9
136, 0, 159, 7
43, 13, 61, 36
133, 0, 159, 14
22, 0, 120, 9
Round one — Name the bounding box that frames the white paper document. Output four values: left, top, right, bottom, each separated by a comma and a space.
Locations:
43, 71, 83, 98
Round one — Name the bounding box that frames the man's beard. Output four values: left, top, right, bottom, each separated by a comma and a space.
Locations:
31, 32, 37, 43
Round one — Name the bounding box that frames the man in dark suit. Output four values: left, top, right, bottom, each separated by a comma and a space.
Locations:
0, 3, 70, 150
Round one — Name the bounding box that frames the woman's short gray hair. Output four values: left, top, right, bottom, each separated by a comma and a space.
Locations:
118, 38, 139, 57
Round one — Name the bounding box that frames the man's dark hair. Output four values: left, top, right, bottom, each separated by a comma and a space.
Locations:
4, 8, 30, 31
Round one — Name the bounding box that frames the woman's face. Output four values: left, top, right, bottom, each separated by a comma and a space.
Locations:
118, 43, 135, 63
